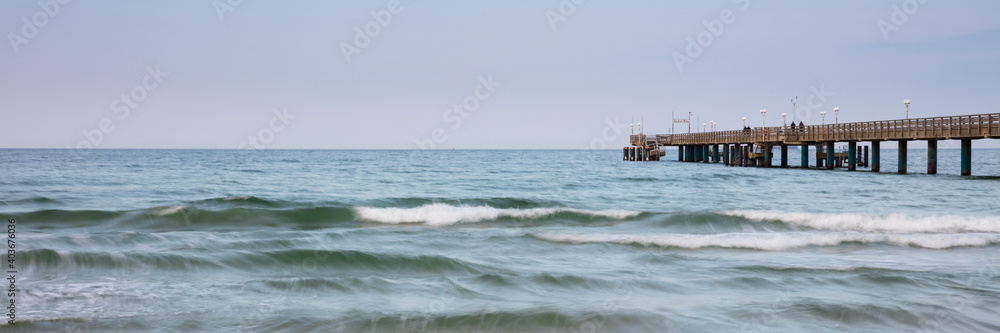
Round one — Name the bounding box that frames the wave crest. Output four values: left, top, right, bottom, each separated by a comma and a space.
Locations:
724, 210, 1000, 233
534, 232, 1000, 251
354, 203, 639, 226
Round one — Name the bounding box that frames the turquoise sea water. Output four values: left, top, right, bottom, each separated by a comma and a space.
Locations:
2, 148, 1000, 332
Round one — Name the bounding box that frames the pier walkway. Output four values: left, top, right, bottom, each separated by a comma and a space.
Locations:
624, 113, 1000, 176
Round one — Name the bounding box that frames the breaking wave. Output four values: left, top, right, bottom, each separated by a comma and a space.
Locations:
354, 203, 640, 226
534, 232, 1000, 251
723, 210, 1000, 233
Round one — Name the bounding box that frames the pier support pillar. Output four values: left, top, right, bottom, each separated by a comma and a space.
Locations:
623, 147, 628, 161
734, 145, 739, 167
684, 146, 692, 162
723, 145, 729, 166
826, 142, 835, 170
961, 139, 972, 176
713, 145, 720, 163
732, 145, 738, 166
801, 144, 809, 168
898, 141, 908, 174
864, 146, 870, 167
703, 145, 710, 163
736, 145, 741, 166
780, 145, 788, 168
678, 146, 684, 161
872, 141, 881, 172
848, 142, 857, 171
816, 145, 824, 168
736, 145, 742, 167
927, 140, 938, 174
764, 145, 773, 168
745, 145, 751, 167
738, 145, 742, 167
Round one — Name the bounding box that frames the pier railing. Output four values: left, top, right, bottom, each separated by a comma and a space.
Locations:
631, 113, 1000, 146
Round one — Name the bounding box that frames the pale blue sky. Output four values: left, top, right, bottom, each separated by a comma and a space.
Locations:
2, 0, 999, 149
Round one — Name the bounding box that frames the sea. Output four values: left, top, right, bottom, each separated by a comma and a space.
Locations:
2, 148, 1000, 332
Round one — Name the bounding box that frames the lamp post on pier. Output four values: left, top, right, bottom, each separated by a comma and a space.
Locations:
760, 109, 767, 127
903, 100, 911, 119
834, 107, 839, 124
820, 111, 827, 125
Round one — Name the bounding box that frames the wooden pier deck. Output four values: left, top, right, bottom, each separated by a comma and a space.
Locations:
624, 113, 1000, 176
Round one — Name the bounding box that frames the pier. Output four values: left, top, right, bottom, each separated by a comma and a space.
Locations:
624, 113, 1000, 176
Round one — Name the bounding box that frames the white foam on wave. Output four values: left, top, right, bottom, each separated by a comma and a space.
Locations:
534, 232, 1000, 251
723, 210, 1000, 234
354, 203, 640, 226
154, 206, 186, 216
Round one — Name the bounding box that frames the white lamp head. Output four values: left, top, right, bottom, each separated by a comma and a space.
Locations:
903, 100, 911, 105
834, 107, 839, 112
820, 111, 826, 116
760, 109, 766, 114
